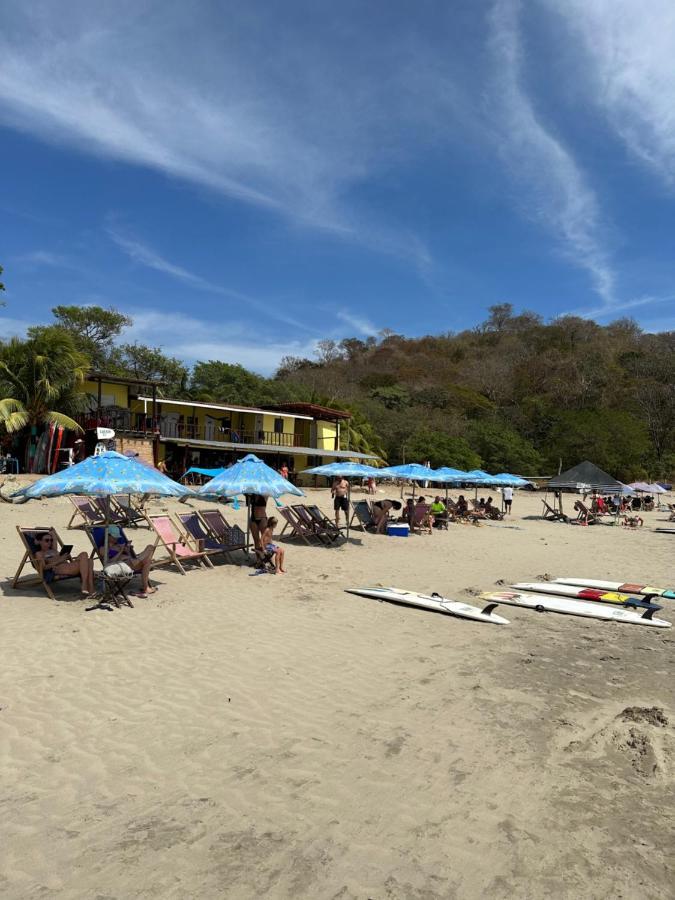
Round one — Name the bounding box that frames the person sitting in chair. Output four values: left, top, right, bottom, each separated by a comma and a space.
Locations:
260, 517, 286, 573
97, 527, 156, 598
430, 496, 448, 527
35, 532, 95, 597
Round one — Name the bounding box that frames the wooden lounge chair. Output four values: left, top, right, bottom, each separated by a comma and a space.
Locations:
177, 511, 245, 563
12, 526, 80, 600
292, 504, 335, 545
278, 507, 323, 545
572, 500, 596, 526
305, 504, 343, 539
410, 503, 434, 534
350, 500, 376, 532
199, 509, 247, 553
146, 514, 212, 574
110, 494, 147, 528
67, 495, 107, 529
541, 499, 569, 523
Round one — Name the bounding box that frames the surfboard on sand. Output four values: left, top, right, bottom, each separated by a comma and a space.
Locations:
481, 591, 671, 628
511, 582, 661, 611
553, 578, 675, 601
345, 587, 510, 625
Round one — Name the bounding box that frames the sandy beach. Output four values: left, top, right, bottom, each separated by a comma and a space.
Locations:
1, 487, 673, 899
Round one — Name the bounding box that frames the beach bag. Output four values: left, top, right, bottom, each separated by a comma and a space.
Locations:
102, 562, 134, 578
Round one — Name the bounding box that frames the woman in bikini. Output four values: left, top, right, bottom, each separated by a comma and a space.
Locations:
248, 493, 269, 553
104, 529, 157, 598
35, 532, 95, 596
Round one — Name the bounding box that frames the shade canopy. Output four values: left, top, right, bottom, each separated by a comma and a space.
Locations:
180, 466, 226, 480
377, 463, 437, 481
492, 473, 531, 487
548, 461, 624, 493
195, 453, 304, 499
629, 481, 666, 494
462, 469, 493, 484
13, 451, 194, 499
433, 466, 468, 483
302, 462, 381, 478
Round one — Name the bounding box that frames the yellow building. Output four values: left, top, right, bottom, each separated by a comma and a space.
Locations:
80, 373, 377, 478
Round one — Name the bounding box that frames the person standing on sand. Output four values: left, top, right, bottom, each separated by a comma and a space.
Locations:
279, 463, 289, 481
332, 476, 350, 527
248, 493, 268, 552
503, 486, 513, 515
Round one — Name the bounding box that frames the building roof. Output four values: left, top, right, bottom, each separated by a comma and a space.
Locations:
159, 435, 378, 460
137, 396, 313, 420
86, 371, 165, 388
265, 402, 352, 420
548, 460, 624, 492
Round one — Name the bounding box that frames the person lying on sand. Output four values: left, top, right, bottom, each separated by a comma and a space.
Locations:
261, 517, 286, 573
35, 532, 95, 597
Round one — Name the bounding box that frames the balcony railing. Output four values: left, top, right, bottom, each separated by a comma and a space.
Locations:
79, 411, 323, 449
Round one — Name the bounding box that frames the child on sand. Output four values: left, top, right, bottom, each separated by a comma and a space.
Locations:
260, 517, 286, 573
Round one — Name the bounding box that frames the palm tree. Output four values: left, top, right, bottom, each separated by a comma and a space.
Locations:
0, 328, 89, 435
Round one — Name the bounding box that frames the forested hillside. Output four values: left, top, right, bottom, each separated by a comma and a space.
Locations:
274, 305, 674, 481
1, 303, 673, 481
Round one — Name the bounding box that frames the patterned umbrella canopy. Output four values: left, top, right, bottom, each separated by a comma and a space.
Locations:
462, 469, 494, 484
434, 466, 469, 483
302, 462, 381, 477
196, 454, 304, 499
377, 463, 438, 481
492, 473, 531, 487
12, 451, 194, 498
629, 481, 666, 494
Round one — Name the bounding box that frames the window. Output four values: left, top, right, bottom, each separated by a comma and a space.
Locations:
274, 418, 284, 434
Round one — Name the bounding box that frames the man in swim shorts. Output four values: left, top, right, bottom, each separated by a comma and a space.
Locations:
332, 476, 350, 527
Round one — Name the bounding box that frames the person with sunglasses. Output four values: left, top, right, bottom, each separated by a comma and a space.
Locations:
34, 533, 95, 597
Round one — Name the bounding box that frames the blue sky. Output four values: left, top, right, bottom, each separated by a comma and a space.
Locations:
1, 0, 674, 374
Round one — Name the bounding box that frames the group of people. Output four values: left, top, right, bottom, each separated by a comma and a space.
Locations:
34, 528, 156, 599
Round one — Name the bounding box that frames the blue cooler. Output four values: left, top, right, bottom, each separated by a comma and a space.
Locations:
387, 523, 409, 538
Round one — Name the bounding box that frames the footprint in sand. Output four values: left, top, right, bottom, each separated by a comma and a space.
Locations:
563, 706, 672, 780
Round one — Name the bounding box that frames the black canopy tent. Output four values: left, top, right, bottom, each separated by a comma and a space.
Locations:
547, 461, 625, 517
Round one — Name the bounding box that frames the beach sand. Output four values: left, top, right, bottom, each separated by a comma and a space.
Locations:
1, 487, 673, 899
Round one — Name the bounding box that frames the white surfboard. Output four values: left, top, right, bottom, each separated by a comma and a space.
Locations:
553, 578, 675, 601
481, 591, 671, 628
345, 587, 510, 625
511, 582, 658, 609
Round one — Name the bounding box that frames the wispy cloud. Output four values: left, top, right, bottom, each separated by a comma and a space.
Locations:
569, 292, 675, 323
13, 250, 79, 269
335, 310, 379, 337
487, 0, 616, 304
546, 0, 675, 188
0, 3, 432, 267
106, 224, 317, 334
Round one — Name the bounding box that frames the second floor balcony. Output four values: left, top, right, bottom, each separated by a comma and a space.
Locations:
79, 409, 325, 449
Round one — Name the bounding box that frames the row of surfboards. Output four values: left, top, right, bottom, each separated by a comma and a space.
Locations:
345, 578, 675, 628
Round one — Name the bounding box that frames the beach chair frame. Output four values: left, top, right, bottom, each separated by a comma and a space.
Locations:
278, 507, 322, 545
198, 509, 247, 554
67, 496, 107, 530
12, 526, 80, 600
349, 500, 376, 532
145, 514, 213, 574
177, 511, 245, 563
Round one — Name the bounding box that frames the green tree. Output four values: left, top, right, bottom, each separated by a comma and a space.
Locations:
0, 327, 88, 434
191, 360, 279, 406
52, 304, 131, 369
468, 420, 542, 473
405, 429, 481, 470
117, 344, 189, 397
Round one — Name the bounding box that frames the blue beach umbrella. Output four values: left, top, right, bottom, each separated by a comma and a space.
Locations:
377, 462, 442, 503
13, 450, 194, 564
13, 451, 194, 499
302, 462, 382, 538
196, 454, 304, 551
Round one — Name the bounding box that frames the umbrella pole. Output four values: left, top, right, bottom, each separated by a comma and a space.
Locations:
104, 496, 111, 566
346, 480, 351, 541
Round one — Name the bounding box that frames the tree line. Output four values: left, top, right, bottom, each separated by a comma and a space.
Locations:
1, 299, 673, 481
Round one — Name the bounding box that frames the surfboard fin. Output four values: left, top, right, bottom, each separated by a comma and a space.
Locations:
481, 602, 500, 617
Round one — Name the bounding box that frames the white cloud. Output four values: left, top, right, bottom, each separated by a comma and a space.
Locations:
0, 315, 36, 338
545, 0, 675, 187
13, 250, 76, 269
0, 2, 433, 266
487, 0, 616, 304
569, 292, 675, 323
335, 311, 378, 337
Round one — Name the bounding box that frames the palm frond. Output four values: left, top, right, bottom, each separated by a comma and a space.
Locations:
44, 410, 84, 433
0, 398, 29, 433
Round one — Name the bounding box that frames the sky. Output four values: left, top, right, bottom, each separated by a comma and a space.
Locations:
1, 0, 674, 375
